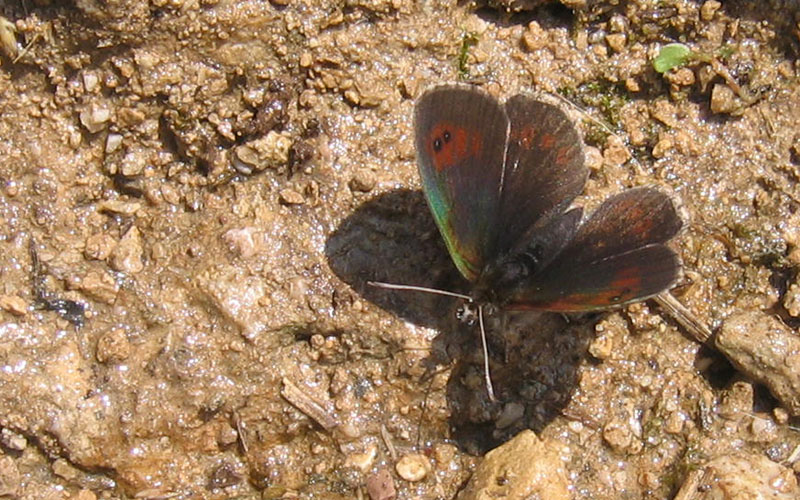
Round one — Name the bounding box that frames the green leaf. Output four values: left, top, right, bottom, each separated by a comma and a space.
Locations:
653, 43, 692, 73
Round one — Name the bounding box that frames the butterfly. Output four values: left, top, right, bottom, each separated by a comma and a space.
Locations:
372, 84, 683, 400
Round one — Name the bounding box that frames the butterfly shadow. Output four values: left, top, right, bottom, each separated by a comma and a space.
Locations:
325, 188, 595, 454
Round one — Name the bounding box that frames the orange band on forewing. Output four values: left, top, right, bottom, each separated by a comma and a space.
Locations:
428, 122, 484, 172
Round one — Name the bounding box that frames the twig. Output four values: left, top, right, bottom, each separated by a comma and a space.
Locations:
281, 377, 338, 431
655, 292, 713, 344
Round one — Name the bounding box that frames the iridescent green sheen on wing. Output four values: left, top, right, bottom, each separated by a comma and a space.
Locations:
421, 170, 480, 280
414, 85, 509, 282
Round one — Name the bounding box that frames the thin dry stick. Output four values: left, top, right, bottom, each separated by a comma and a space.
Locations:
281, 377, 338, 431
380, 424, 398, 461
654, 292, 713, 344
672, 467, 713, 500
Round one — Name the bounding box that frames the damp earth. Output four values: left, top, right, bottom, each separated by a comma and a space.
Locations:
1, 0, 800, 498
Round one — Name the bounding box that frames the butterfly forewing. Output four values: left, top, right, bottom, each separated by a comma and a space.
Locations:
415, 85, 509, 281
495, 96, 588, 257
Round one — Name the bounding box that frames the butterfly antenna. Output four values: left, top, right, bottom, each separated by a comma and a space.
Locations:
367, 281, 472, 301
478, 305, 497, 402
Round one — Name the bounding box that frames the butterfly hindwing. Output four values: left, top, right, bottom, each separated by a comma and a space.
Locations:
500, 187, 683, 311
415, 84, 509, 281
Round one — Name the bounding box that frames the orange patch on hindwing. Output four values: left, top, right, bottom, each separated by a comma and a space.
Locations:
428, 121, 484, 171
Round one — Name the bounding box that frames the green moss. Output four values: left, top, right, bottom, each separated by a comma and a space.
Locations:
457, 32, 479, 80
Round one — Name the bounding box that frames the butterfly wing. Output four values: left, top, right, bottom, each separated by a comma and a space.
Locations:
500, 187, 683, 311
495, 95, 588, 257
415, 84, 509, 281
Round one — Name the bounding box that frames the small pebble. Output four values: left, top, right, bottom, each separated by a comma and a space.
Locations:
605, 33, 626, 52
700, 0, 722, 21
0, 428, 26, 451
109, 226, 145, 274
73, 490, 97, 500
783, 283, 800, 317
105, 133, 123, 153
602, 135, 630, 166
97, 200, 142, 216
344, 444, 377, 472
96, 328, 131, 364
603, 420, 633, 452
666, 67, 695, 87
0, 294, 27, 316
395, 453, 430, 482
79, 102, 111, 133
84, 233, 117, 261
366, 468, 396, 500
710, 83, 741, 114
279, 188, 305, 205
52, 458, 79, 480
0, 456, 20, 497
78, 269, 119, 304
349, 169, 376, 192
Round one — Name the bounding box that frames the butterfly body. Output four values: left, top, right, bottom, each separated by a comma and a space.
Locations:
415, 84, 683, 313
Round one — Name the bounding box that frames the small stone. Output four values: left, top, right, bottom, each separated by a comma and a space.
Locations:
666, 67, 695, 86
0, 294, 27, 315
603, 420, 633, 452
233, 131, 292, 173
345, 444, 377, 472
624, 77, 640, 92
79, 102, 111, 133
652, 137, 673, 158
349, 169, 376, 192
584, 146, 603, 170
433, 443, 457, 469
710, 83, 742, 114
783, 283, 800, 317
96, 328, 131, 364
700, 0, 722, 21
52, 458, 79, 480
160, 183, 181, 205
605, 33, 626, 52
367, 468, 396, 500
458, 430, 569, 499
217, 423, 238, 448
85, 233, 117, 261
299, 51, 313, 68
0, 456, 20, 497
109, 226, 145, 274
588, 333, 613, 360
222, 227, 262, 259
72, 490, 97, 500
344, 89, 361, 106
522, 21, 547, 51
675, 453, 800, 499
106, 133, 123, 153
717, 312, 800, 416
97, 200, 142, 216
0, 428, 26, 451
78, 269, 119, 304
395, 453, 430, 482
120, 148, 147, 176
82, 71, 100, 92
651, 100, 678, 127
279, 188, 305, 205
664, 411, 685, 434
602, 135, 631, 166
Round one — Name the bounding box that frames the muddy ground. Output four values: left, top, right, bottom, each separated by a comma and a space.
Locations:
1, 0, 800, 498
